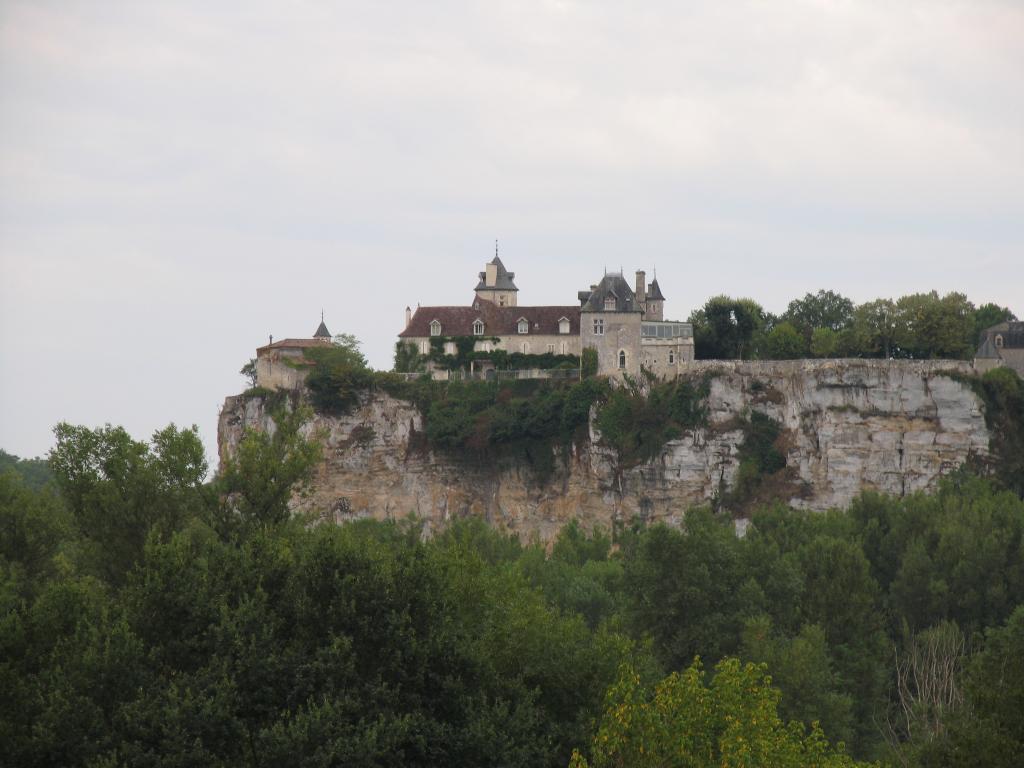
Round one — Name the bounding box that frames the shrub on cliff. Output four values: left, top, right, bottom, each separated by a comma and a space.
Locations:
304, 340, 373, 414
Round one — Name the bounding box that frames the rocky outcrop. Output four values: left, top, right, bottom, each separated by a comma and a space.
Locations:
218, 360, 990, 543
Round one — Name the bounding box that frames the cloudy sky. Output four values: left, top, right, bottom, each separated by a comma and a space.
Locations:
1, 0, 1022, 465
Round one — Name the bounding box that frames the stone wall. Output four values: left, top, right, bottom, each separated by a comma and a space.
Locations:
219, 359, 990, 544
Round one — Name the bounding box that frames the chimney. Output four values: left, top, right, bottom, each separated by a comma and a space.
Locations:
269, 334, 273, 345
405, 306, 412, 328
635, 270, 646, 305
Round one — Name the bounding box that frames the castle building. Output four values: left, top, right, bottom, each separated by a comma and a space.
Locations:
254, 318, 333, 389
399, 255, 693, 379
974, 321, 1024, 377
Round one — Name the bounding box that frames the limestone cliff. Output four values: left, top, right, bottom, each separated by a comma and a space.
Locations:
218, 360, 990, 543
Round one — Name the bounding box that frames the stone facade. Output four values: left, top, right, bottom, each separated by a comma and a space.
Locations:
254, 321, 333, 390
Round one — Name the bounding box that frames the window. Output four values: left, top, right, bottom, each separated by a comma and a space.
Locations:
995, 334, 1004, 348
593, 318, 604, 335
618, 350, 626, 369
517, 318, 529, 334
498, 296, 506, 307
420, 341, 429, 354
522, 342, 528, 353
558, 317, 570, 334
472, 319, 485, 335
560, 342, 567, 354
429, 320, 441, 336
547, 344, 555, 354
604, 296, 616, 310
444, 342, 456, 355
669, 350, 675, 365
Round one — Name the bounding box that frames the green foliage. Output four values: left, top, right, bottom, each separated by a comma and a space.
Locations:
213, 405, 323, 539
722, 410, 788, 509
240, 357, 258, 387
418, 378, 609, 481
581, 347, 598, 378
304, 341, 373, 415
0, 449, 55, 490
594, 374, 711, 466
762, 321, 809, 359
968, 367, 1024, 496
784, 290, 856, 336
49, 422, 209, 585
393, 340, 426, 373
689, 295, 766, 360
811, 326, 841, 358
569, 658, 867, 768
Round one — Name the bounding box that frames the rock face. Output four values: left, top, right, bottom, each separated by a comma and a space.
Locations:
217, 360, 990, 543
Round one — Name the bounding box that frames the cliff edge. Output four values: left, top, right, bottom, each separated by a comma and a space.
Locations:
218, 360, 989, 542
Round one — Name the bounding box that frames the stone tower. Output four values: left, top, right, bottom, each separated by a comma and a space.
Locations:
474, 255, 519, 307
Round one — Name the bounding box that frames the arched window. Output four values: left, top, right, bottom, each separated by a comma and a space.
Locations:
618, 350, 626, 369
668, 350, 675, 365
995, 334, 1004, 348
517, 318, 529, 334
429, 320, 442, 336
472, 319, 485, 335
558, 317, 570, 334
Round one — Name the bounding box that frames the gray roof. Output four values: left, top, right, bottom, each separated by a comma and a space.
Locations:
975, 334, 1001, 359
647, 278, 665, 301
475, 256, 519, 291
979, 320, 1024, 350
313, 320, 332, 339
579, 272, 640, 313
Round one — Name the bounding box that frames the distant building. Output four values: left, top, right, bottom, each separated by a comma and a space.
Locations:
255, 318, 333, 389
399, 255, 693, 379
975, 321, 1024, 377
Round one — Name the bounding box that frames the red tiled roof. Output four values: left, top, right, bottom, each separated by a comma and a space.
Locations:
256, 338, 333, 354
399, 299, 580, 338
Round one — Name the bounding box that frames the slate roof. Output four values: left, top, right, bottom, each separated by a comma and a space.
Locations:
979, 321, 1024, 351
578, 272, 640, 313
399, 299, 580, 337
646, 278, 665, 301
313, 320, 332, 339
975, 335, 1001, 359
474, 256, 519, 291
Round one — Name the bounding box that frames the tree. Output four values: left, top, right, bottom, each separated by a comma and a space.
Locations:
213, 405, 322, 538
849, 299, 901, 358
784, 290, 855, 336
762, 321, 808, 359
49, 422, 209, 585
305, 337, 373, 414
690, 296, 766, 360
810, 327, 840, 358
568, 658, 866, 768
240, 358, 258, 388
894, 292, 975, 359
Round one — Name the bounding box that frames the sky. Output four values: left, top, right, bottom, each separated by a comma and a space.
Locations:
1, 0, 1022, 467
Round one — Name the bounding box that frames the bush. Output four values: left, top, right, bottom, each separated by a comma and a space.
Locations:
304, 344, 373, 415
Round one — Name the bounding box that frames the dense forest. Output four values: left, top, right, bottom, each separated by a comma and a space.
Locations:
3, 398, 1024, 767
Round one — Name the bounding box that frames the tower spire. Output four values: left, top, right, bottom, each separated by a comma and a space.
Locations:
495, 239, 498, 259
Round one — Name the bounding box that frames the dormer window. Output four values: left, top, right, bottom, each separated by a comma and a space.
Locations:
604, 296, 617, 311
429, 320, 442, 337
995, 334, 1004, 348
558, 317, 570, 334
473, 319, 485, 336
517, 318, 529, 334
